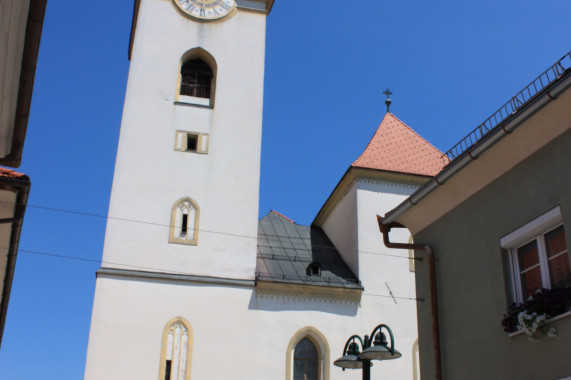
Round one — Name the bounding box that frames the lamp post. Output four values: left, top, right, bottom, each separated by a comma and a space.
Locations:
333, 324, 401, 380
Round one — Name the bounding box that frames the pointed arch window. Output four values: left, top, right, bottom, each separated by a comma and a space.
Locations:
169, 198, 199, 245
294, 338, 318, 380
287, 327, 330, 380
159, 317, 193, 380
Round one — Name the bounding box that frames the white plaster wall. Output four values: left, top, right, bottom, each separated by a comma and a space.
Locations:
309, 176, 420, 378
101, 0, 266, 280
355, 178, 420, 379
85, 275, 415, 380
321, 182, 359, 277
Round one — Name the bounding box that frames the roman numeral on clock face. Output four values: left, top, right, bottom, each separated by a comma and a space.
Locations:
175, 0, 235, 20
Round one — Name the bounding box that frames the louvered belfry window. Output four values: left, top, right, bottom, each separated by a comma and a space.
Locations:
180, 59, 212, 98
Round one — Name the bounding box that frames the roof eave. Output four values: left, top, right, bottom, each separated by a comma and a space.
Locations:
1, 0, 47, 168
255, 279, 363, 302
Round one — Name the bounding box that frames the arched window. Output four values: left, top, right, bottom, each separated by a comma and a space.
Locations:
169, 198, 199, 245
159, 317, 193, 380
176, 48, 217, 107
294, 338, 318, 380
286, 327, 330, 380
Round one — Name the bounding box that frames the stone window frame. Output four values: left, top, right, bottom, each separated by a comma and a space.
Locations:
500, 206, 569, 303
169, 197, 200, 245
286, 327, 330, 380
158, 317, 193, 380
174, 130, 209, 154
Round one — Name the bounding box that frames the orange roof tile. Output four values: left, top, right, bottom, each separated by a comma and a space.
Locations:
352, 113, 446, 176
270, 210, 295, 223
0, 167, 28, 180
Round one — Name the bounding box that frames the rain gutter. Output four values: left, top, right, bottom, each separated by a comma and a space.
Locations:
381, 70, 571, 227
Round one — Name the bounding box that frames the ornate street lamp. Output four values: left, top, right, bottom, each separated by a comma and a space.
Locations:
334, 324, 401, 380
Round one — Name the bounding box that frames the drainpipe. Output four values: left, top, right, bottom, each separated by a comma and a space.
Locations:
376, 215, 442, 380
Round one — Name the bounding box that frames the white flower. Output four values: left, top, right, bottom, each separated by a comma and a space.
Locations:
547, 328, 557, 338
516, 309, 553, 341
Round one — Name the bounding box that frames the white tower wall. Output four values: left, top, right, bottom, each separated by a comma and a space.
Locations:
101, 0, 266, 280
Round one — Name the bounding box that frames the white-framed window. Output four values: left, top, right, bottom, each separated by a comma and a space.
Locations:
500, 206, 570, 303
174, 130, 209, 154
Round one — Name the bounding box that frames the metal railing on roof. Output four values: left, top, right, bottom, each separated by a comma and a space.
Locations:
443, 50, 571, 164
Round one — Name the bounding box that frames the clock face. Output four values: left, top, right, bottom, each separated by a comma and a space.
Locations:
173, 0, 236, 20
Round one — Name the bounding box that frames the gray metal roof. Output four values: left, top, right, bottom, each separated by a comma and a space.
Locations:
256, 211, 362, 289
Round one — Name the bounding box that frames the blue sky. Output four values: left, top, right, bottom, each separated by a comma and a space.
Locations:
1, 0, 570, 378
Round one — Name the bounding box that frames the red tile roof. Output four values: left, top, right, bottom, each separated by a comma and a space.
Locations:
0, 167, 28, 180
270, 210, 295, 223
352, 113, 446, 176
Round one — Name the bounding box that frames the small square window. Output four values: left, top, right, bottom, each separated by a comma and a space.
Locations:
175, 130, 209, 154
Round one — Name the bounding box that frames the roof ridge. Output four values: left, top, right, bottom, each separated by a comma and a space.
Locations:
270, 210, 295, 223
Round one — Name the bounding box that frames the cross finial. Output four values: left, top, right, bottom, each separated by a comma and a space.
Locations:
383, 88, 393, 113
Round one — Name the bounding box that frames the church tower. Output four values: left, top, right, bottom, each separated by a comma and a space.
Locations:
85, 1, 275, 378
99, 0, 275, 280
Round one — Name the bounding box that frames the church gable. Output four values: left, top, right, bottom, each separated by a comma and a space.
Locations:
256, 211, 362, 297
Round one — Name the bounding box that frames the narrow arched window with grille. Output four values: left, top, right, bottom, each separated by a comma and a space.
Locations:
294, 338, 318, 380
169, 198, 199, 245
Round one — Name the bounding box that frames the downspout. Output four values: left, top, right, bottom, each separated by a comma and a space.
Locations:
377, 215, 442, 380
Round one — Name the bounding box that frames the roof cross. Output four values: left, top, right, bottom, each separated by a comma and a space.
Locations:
383, 88, 393, 113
